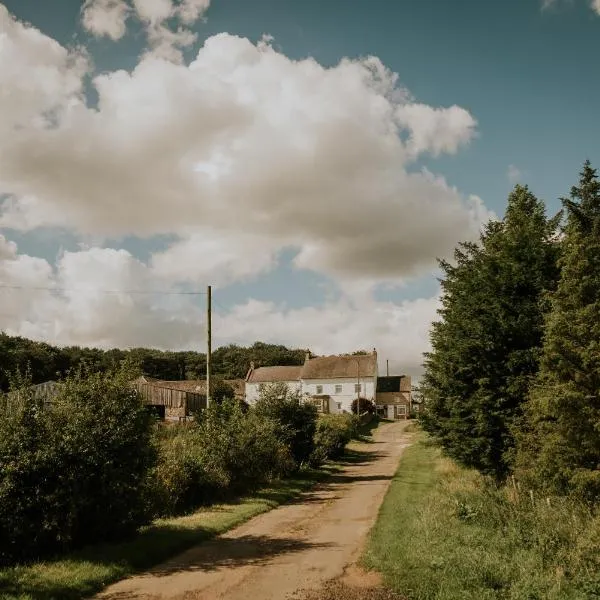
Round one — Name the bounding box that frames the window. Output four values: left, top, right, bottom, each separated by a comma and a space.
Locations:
354, 383, 362, 393
336, 402, 342, 411
316, 385, 323, 394
334, 384, 343, 394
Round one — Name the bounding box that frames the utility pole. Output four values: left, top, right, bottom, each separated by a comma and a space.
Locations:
206, 285, 211, 409
356, 359, 360, 416
386, 359, 389, 376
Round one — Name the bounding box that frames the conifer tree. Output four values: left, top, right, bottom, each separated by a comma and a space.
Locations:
515, 161, 600, 500
421, 185, 560, 479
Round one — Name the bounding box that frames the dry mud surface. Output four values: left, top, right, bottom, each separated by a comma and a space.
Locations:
98, 420, 412, 600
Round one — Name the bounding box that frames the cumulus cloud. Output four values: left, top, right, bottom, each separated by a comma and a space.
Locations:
82, 0, 211, 61
0, 237, 436, 374
0, 18, 489, 283
0, 238, 202, 348
81, 0, 130, 41
0, 4, 492, 370
0, 5, 88, 132
592, 0, 600, 14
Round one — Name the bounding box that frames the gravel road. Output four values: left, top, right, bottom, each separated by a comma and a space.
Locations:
98, 420, 412, 600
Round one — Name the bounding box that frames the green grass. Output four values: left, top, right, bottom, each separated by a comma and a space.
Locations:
363, 433, 600, 600
0, 467, 338, 600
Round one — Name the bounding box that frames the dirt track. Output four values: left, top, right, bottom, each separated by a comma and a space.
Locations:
98, 420, 412, 600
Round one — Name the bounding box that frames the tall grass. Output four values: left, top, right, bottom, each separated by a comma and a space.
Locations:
363, 434, 600, 600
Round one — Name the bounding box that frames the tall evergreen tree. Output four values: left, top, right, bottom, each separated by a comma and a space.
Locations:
515, 161, 600, 501
421, 185, 560, 479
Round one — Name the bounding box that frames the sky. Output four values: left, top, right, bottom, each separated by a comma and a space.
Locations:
1, 0, 599, 377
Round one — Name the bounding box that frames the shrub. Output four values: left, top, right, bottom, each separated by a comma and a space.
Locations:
310, 414, 356, 466
254, 383, 317, 467
0, 367, 156, 566
153, 399, 294, 516
351, 398, 375, 415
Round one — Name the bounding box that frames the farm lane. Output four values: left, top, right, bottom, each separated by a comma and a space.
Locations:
97, 420, 412, 600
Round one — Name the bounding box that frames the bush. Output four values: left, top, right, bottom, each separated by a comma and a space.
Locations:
152, 399, 294, 516
351, 398, 375, 415
310, 414, 356, 466
0, 367, 156, 566
254, 383, 317, 467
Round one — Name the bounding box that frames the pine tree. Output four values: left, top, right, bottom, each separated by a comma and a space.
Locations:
421, 185, 560, 479
515, 161, 600, 500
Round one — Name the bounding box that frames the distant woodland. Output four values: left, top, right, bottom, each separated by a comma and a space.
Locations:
0, 333, 309, 391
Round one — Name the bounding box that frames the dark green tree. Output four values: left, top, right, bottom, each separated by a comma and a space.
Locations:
515, 161, 600, 501
421, 185, 560, 479
254, 382, 317, 468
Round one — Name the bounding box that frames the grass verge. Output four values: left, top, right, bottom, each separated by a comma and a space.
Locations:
362, 432, 600, 600
0, 467, 337, 600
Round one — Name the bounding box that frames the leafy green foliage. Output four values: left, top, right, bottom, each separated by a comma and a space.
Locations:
351, 398, 375, 415
0, 367, 156, 566
254, 382, 318, 467
421, 185, 560, 480
0, 335, 308, 391
152, 400, 294, 516
516, 162, 600, 501
365, 436, 600, 600
310, 414, 358, 466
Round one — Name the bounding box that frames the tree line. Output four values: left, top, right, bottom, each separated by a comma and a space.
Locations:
0, 336, 308, 392
421, 160, 600, 502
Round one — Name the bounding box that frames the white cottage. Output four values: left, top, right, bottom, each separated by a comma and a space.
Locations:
300, 351, 378, 413
244, 350, 378, 414
244, 364, 303, 404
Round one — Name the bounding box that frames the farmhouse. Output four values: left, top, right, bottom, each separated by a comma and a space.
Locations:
376, 375, 412, 420
244, 365, 303, 404
244, 350, 378, 414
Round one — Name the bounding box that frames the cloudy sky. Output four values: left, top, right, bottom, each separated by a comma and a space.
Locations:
1, 0, 599, 376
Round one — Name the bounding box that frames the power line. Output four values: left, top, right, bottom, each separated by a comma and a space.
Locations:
0, 284, 208, 296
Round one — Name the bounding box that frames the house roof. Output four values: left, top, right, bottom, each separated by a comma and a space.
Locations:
301, 353, 377, 380
246, 366, 303, 383
377, 375, 411, 393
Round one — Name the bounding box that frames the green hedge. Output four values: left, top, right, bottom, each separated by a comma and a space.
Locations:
0, 369, 156, 566
152, 400, 294, 516
310, 414, 359, 466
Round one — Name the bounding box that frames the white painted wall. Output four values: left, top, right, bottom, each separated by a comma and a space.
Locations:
245, 380, 302, 405
302, 377, 376, 413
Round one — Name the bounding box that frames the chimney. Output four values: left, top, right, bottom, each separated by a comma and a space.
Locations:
250, 361, 255, 369
373, 347, 377, 356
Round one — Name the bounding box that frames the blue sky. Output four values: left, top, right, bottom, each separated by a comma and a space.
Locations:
0, 0, 599, 371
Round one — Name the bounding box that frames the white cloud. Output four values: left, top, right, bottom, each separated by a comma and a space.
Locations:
507, 164, 522, 184
395, 104, 477, 158
0, 4, 88, 132
0, 239, 202, 348
541, 0, 599, 14
215, 295, 439, 377
0, 237, 437, 374
0, 4, 491, 370
0, 21, 489, 283
81, 0, 211, 61
81, 0, 130, 41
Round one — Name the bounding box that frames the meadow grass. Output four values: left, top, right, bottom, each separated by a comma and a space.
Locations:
363, 432, 600, 600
